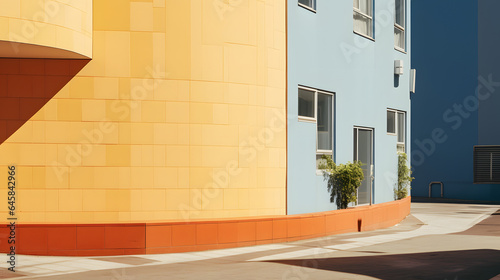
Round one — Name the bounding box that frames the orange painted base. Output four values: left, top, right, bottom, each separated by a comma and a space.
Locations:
0, 197, 411, 256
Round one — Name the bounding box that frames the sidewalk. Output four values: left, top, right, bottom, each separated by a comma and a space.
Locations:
1, 202, 499, 280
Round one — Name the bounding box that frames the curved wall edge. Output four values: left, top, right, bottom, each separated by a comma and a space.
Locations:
0, 41, 91, 59
0, 197, 411, 256
0, 0, 92, 59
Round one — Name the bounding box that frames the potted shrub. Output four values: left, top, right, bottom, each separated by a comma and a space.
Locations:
319, 155, 364, 209
395, 152, 414, 200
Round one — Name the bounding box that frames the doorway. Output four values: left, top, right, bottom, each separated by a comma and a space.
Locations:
354, 127, 374, 205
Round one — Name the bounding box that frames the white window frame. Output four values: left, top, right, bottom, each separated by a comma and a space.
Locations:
353, 0, 374, 40
387, 110, 397, 136
298, 86, 316, 123
316, 92, 334, 155
298, 86, 335, 171
298, 0, 316, 12
316, 89, 334, 170
387, 109, 406, 152
397, 111, 405, 148
353, 126, 375, 206
394, 0, 406, 52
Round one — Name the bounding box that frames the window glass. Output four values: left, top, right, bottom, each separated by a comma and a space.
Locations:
395, 0, 405, 26
359, 0, 371, 14
354, 12, 373, 37
353, 0, 373, 38
394, 27, 405, 50
298, 87, 335, 171
397, 112, 405, 143
299, 0, 315, 9
387, 111, 396, 134
317, 93, 333, 151
298, 88, 315, 118
394, 0, 405, 49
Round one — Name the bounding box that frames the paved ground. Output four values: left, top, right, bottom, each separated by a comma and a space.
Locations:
2, 202, 500, 280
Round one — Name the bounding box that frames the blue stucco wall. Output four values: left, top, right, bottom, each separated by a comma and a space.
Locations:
287, 0, 412, 214
479, 0, 500, 146
412, 0, 500, 201
478, 0, 500, 200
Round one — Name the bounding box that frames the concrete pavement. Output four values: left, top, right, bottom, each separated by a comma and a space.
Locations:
1, 202, 500, 280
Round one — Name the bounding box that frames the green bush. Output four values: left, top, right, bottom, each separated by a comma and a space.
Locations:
395, 152, 414, 200
320, 155, 364, 209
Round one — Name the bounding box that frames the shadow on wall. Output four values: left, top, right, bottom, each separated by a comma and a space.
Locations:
0, 58, 89, 144
394, 74, 400, 88
268, 249, 500, 280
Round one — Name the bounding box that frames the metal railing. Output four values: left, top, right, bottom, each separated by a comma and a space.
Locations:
428, 181, 444, 198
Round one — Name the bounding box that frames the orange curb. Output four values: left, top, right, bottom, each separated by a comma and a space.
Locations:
0, 197, 411, 256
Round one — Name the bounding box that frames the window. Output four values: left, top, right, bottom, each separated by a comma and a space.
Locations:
387, 109, 406, 152
353, 0, 373, 38
474, 146, 500, 184
298, 0, 315, 10
317, 93, 333, 152
387, 111, 396, 134
394, 0, 405, 51
397, 112, 405, 145
298, 88, 315, 119
298, 86, 335, 169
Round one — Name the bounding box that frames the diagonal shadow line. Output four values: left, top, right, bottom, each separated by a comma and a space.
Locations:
453, 209, 500, 237
0, 58, 90, 145
266, 249, 500, 280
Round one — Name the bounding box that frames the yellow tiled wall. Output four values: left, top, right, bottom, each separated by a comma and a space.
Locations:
0, 0, 286, 223
0, 0, 92, 58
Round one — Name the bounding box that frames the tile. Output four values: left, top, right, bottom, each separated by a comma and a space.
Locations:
171, 224, 196, 246
18, 226, 48, 252
272, 219, 286, 239
287, 218, 301, 238
217, 223, 238, 244
77, 226, 105, 250
104, 225, 146, 249
47, 226, 77, 250
130, 2, 153, 31
196, 223, 218, 245
237, 222, 256, 243
94, 0, 130, 31
146, 225, 172, 248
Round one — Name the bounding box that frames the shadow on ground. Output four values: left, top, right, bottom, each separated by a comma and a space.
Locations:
454, 210, 500, 237
267, 249, 500, 280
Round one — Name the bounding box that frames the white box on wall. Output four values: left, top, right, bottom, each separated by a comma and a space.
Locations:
395, 60, 404, 75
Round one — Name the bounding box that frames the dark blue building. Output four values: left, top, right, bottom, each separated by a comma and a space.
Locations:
412, 0, 500, 201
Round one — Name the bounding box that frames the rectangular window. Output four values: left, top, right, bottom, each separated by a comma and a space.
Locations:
397, 112, 405, 143
394, 0, 405, 51
474, 146, 500, 184
387, 109, 406, 152
387, 111, 396, 134
397, 112, 405, 152
298, 86, 335, 170
317, 93, 333, 152
353, 0, 373, 39
298, 88, 315, 119
298, 0, 316, 10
